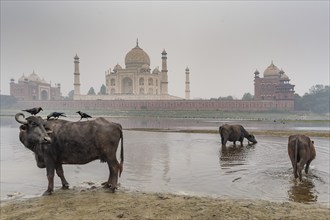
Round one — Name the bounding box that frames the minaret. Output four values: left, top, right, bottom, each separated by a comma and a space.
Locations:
185, 67, 190, 99
73, 54, 81, 95
161, 49, 168, 95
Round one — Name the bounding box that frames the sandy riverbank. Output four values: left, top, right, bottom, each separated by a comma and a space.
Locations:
1, 187, 329, 220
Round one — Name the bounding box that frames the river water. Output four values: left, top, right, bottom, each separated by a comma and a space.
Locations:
1, 115, 329, 205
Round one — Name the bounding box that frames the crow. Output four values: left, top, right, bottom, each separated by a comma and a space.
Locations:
22, 107, 43, 116
76, 111, 92, 121
47, 112, 66, 120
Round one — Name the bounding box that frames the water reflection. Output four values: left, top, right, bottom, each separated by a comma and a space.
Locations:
288, 179, 318, 203
219, 145, 250, 168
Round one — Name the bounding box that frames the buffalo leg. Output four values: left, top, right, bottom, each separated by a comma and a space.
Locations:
107, 160, 119, 192
221, 137, 227, 147
290, 159, 298, 179
56, 164, 69, 189
44, 165, 55, 195
305, 160, 312, 174
297, 158, 308, 181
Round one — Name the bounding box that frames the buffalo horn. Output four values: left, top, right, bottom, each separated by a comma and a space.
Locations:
15, 113, 28, 124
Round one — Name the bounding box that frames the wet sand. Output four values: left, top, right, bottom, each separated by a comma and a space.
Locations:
1, 187, 329, 220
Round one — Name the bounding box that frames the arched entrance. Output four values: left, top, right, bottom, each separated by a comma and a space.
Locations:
40, 90, 48, 100
122, 77, 133, 94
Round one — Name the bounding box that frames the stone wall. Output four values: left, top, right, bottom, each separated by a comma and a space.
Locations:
14, 99, 294, 111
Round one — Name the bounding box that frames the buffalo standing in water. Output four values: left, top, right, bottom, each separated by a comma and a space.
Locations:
219, 124, 257, 147
15, 113, 124, 195
288, 134, 316, 181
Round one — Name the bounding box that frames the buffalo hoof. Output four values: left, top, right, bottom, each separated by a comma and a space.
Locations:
109, 186, 117, 193
42, 190, 53, 196
62, 184, 69, 190
102, 182, 111, 188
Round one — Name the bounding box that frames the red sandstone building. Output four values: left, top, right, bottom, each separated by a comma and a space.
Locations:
254, 61, 295, 100
10, 71, 61, 101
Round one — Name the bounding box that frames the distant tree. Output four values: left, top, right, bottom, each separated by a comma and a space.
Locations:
65, 90, 74, 100
293, 93, 304, 111
98, 84, 106, 95
242, 92, 253, 100
309, 84, 328, 94
0, 95, 17, 108
294, 84, 329, 113
87, 87, 96, 95
218, 96, 234, 100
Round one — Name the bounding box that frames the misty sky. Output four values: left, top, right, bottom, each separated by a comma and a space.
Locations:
1, 1, 329, 99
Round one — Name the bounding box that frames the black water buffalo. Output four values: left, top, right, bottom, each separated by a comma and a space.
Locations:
288, 135, 316, 181
15, 113, 123, 195
219, 124, 257, 147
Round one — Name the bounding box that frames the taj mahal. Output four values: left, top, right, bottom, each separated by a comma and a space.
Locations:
73, 40, 190, 100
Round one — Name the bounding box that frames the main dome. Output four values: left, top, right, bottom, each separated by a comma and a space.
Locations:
125, 43, 150, 68
263, 61, 280, 78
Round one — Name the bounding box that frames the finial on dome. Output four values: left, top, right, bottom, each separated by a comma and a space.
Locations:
136, 38, 139, 47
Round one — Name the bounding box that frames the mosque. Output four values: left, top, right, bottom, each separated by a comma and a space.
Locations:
9, 70, 61, 101
254, 61, 295, 100
73, 40, 189, 100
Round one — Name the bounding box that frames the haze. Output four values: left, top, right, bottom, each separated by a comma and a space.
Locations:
1, 1, 329, 99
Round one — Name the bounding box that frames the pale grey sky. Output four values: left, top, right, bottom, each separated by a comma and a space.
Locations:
1, 1, 329, 99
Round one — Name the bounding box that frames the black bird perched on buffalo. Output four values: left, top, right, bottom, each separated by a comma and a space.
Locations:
76, 111, 92, 121
22, 107, 43, 116
47, 112, 66, 120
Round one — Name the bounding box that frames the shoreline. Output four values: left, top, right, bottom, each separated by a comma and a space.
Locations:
126, 128, 330, 138
1, 188, 330, 220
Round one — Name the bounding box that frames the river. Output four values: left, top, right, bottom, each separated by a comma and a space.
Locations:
1, 115, 329, 205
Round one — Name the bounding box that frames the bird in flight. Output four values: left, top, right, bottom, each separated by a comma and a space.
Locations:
22, 107, 43, 116
76, 111, 92, 121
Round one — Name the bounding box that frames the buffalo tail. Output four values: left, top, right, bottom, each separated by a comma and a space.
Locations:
119, 129, 124, 177
294, 137, 298, 177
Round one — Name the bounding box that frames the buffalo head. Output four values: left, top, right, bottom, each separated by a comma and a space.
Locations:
247, 134, 257, 145
15, 113, 52, 152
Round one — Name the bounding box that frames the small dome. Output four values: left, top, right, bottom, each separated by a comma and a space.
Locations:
41, 78, 48, 84
254, 69, 260, 75
152, 67, 160, 74
125, 42, 150, 68
18, 74, 27, 82
279, 70, 290, 80
27, 71, 41, 82
263, 61, 280, 78
185, 66, 190, 72
113, 63, 122, 72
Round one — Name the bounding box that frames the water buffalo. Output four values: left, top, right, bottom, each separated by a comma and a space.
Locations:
288, 135, 316, 181
15, 113, 124, 195
219, 124, 257, 147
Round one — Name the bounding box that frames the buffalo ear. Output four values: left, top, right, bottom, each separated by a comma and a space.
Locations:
19, 125, 27, 132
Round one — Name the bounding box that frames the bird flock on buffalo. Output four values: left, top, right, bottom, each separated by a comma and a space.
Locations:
15, 107, 316, 195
